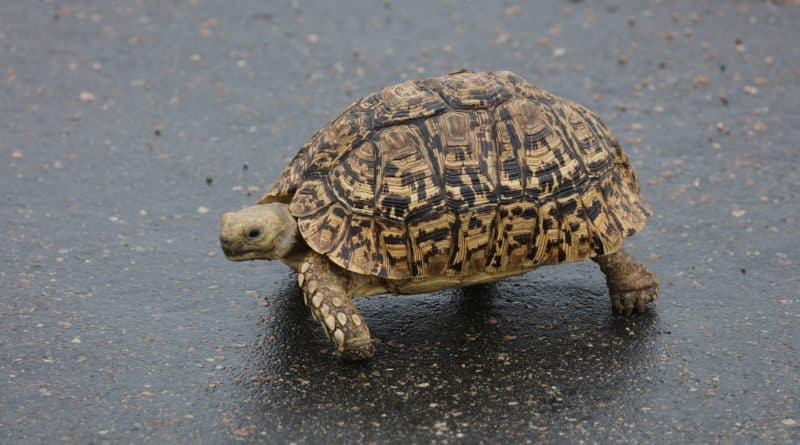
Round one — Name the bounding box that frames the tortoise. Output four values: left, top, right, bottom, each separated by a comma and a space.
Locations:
219, 70, 659, 360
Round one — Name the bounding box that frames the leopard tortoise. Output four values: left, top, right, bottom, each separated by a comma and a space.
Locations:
219, 70, 659, 360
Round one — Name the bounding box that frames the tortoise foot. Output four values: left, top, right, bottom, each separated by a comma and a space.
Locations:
594, 248, 660, 315
338, 335, 375, 361
610, 283, 660, 315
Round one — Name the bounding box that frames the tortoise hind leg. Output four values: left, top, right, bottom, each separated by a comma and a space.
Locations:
592, 248, 660, 315
297, 253, 375, 360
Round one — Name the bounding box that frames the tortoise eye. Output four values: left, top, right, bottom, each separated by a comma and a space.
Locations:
246, 228, 262, 240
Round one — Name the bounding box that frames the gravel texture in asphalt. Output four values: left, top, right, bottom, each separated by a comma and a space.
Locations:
1, 0, 799, 443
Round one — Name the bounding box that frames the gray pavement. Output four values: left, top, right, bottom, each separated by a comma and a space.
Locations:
1, 0, 799, 443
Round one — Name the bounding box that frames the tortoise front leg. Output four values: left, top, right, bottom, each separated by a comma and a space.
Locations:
297, 252, 375, 360
593, 248, 660, 315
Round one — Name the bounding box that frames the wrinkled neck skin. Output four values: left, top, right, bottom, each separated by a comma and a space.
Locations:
280, 242, 312, 272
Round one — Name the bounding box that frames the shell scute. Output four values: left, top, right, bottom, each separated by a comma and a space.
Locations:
374, 126, 444, 222
368, 81, 447, 127
432, 71, 514, 109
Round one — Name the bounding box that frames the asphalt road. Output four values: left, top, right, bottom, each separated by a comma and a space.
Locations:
1, 0, 799, 443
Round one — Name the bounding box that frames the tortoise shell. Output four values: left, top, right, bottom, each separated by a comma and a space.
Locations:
259, 71, 651, 280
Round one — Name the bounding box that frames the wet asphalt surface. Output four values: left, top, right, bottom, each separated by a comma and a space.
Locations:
1, 0, 799, 443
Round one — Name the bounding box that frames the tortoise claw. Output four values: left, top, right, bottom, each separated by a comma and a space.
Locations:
610, 284, 659, 315
337, 336, 375, 361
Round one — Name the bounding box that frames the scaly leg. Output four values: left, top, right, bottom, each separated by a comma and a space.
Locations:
297, 252, 374, 360
593, 248, 660, 315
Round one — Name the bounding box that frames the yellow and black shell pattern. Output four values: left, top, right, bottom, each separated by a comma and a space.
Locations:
259, 71, 651, 280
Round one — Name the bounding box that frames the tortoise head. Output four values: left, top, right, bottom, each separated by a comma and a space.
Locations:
219, 203, 298, 261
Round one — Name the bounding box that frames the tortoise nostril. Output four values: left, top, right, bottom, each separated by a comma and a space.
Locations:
247, 228, 261, 240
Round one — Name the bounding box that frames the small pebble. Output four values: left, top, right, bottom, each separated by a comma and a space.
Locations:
692, 75, 709, 88
232, 428, 249, 437
495, 32, 511, 45
79, 91, 96, 102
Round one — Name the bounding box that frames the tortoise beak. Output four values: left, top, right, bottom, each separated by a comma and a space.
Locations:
219, 212, 245, 260
220, 243, 235, 258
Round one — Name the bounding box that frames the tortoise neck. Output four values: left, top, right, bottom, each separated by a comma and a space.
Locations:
280, 239, 311, 272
